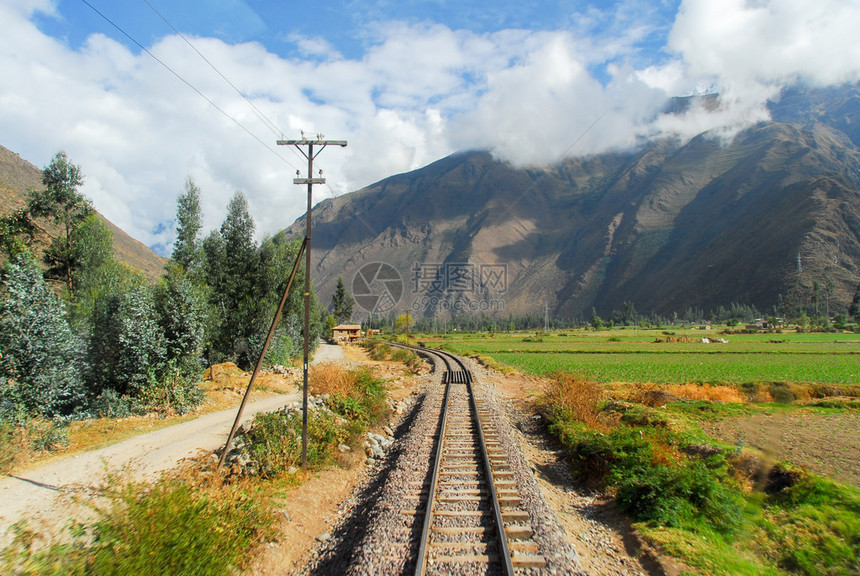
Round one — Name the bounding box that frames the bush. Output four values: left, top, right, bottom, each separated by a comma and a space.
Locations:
616, 460, 742, 534
246, 408, 349, 476
544, 375, 744, 535
757, 474, 860, 575
26, 418, 70, 452
543, 372, 606, 430
91, 389, 132, 419
0, 254, 86, 417
361, 339, 422, 371
91, 476, 273, 575
0, 420, 21, 474
244, 366, 387, 476
0, 472, 275, 576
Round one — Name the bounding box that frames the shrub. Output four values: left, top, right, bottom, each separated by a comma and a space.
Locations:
361, 339, 422, 371
0, 254, 86, 417
543, 372, 606, 430
544, 374, 744, 536
26, 418, 70, 452
246, 408, 349, 476
91, 389, 132, 419
0, 420, 21, 474
757, 473, 860, 575
616, 460, 742, 534
0, 472, 275, 576
89, 476, 273, 575
309, 362, 355, 397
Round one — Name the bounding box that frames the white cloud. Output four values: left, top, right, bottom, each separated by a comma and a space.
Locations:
669, 0, 860, 88
1, 0, 859, 255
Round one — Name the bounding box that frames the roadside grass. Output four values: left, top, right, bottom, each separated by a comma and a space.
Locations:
243, 365, 388, 477
361, 338, 423, 372
0, 468, 277, 576
1, 363, 301, 475
1, 359, 401, 575
541, 372, 860, 575
0, 418, 70, 475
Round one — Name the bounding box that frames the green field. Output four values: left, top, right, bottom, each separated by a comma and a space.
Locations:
429, 329, 860, 385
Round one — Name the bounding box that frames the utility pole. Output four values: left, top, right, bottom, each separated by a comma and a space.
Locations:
277, 133, 347, 469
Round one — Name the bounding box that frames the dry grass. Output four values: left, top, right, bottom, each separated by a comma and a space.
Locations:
666, 383, 744, 403
624, 382, 745, 405
544, 372, 608, 431
203, 362, 248, 389
308, 362, 354, 397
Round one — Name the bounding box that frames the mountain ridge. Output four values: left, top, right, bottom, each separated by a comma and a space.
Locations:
0, 145, 166, 283
285, 85, 860, 320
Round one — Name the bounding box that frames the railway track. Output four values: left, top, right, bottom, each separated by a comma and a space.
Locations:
397, 344, 547, 575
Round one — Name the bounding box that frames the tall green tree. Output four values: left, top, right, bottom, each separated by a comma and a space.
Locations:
88, 284, 166, 398
849, 282, 860, 324
29, 151, 93, 296
258, 235, 322, 365
65, 214, 134, 329
203, 192, 262, 366
0, 253, 85, 417
155, 264, 206, 379
331, 276, 354, 323
172, 177, 203, 273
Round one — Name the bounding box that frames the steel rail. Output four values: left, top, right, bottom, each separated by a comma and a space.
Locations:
392, 342, 514, 576
411, 348, 451, 576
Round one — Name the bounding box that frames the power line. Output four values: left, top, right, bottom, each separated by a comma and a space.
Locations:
140, 0, 285, 139
79, 0, 299, 173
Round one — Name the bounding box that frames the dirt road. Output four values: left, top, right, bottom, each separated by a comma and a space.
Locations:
0, 344, 346, 544
0, 392, 299, 543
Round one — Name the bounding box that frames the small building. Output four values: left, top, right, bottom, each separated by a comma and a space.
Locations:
332, 324, 362, 343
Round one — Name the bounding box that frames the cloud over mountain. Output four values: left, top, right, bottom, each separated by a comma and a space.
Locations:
1, 0, 858, 254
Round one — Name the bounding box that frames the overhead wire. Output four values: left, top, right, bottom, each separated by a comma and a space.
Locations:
79, 0, 301, 174
137, 0, 342, 196
140, 0, 284, 140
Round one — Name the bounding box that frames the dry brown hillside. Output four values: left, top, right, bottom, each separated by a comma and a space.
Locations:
0, 144, 165, 283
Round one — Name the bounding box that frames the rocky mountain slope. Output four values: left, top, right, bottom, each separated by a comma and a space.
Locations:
0, 145, 165, 283
286, 84, 860, 320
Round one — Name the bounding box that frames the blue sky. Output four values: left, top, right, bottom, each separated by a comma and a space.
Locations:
2, 0, 859, 254
37, 1, 678, 60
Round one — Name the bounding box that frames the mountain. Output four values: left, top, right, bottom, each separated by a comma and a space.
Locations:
285, 84, 860, 320
0, 145, 166, 283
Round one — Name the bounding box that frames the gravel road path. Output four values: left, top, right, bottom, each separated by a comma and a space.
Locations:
0, 391, 300, 543
0, 342, 348, 543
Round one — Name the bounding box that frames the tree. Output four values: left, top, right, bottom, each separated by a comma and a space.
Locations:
65, 214, 134, 329
0, 208, 35, 257
203, 192, 262, 367
0, 253, 85, 417
331, 276, 354, 323
849, 283, 860, 324
395, 313, 414, 332
811, 280, 821, 316
29, 151, 93, 296
172, 177, 203, 273
155, 264, 206, 377
590, 308, 604, 330
88, 284, 167, 398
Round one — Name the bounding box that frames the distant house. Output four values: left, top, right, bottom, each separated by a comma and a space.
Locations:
332, 324, 362, 343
